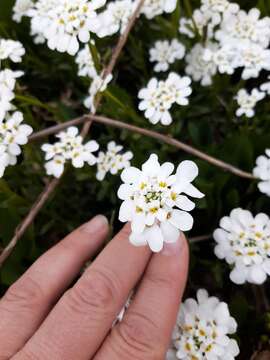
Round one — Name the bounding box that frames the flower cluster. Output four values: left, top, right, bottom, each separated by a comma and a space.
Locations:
167, 289, 239, 360
41, 126, 99, 178
214, 208, 270, 285
0, 39, 25, 62
149, 39, 186, 72
0, 112, 32, 178
141, 0, 177, 19
117, 154, 204, 252
96, 141, 133, 181
138, 73, 192, 125
84, 73, 113, 113
182, 2, 270, 88
253, 150, 270, 197
13, 0, 106, 55
75, 44, 98, 78
0, 37, 32, 178
95, 0, 136, 37
235, 88, 265, 118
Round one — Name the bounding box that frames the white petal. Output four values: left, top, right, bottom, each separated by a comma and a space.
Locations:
146, 225, 164, 252
176, 195, 195, 211
176, 160, 199, 182
169, 209, 194, 231
121, 167, 141, 183
160, 221, 180, 243
129, 232, 147, 247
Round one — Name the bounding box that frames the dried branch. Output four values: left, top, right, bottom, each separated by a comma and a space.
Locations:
189, 234, 212, 244
0, 179, 60, 265
30, 114, 257, 180
0, 1, 145, 267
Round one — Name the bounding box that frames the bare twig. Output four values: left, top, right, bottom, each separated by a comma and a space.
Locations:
30, 114, 257, 180
189, 234, 212, 244
0, 1, 145, 267
0, 179, 60, 265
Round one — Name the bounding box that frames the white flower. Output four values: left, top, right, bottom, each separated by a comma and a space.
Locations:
84, 73, 113, 113
253, 149, 270, 197
0, 39, 25, 63
75, 45, 97, 78
27, 0, 106, 55
167, 289, 239, 360
12, 0, 34, 22
260, 76, 270, 95
96, 0, 135, 37
117, 154, 204, 252
0, 111, 33, 177
235, 88, 265, 118
138, 73, 192, 126
201, 0, 239, 14
149, 39, 185, 72
214, 208, 270, 285
185, 43, 217, 86
141, 0, 177, 19
203, 44, 238, 75
42, 126, 99, 178
96, 141, 133, 181
216, 8, 270, 49
0, 69, 24, 121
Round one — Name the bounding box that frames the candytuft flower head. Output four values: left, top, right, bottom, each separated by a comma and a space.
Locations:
167, 289, 239, 360
149, 39, 185, 72
41, 126, 99, 178
235, 88, 265, 118
253, 149, 270, 196
0, 39, 25, 63
138, 73, 192, 126
84, 73, 113, 113
117, 154, 204, 252
96, 141, 133, 181
214, 208, 270, 285
0, 111, 33, 177
141, 0, 177, 19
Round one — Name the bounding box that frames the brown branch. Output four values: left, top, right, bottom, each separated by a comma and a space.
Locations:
30, 114, 257, 180
0, 2, 145, 267
189, 234, 212, 244
0, 178, 60, 265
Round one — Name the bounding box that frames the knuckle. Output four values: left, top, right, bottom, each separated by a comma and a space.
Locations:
115, 310, 164, 359
64, 267, 119, 318
3, 276, 44, 311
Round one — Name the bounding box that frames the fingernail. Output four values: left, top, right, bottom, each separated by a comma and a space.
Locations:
162, 232, 185, 256
81, 215, 108, 234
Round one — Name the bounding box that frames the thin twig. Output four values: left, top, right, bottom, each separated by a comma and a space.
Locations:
29, 114, 257, 180
0, 1, 145, 267
189, 234, 212, 244
0, 179, 60, 265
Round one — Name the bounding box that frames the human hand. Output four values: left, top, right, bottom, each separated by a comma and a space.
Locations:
0, 215, 189, 360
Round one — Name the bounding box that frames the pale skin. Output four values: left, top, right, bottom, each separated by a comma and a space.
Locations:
0, 215, 189, 360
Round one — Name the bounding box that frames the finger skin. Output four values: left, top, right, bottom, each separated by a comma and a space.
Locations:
14, 224, 152, 360
95, 233, 189, 360
0, 215, 109, 359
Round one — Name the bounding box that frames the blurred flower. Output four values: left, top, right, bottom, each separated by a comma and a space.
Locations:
138, 73, 192, 125
0, 69, 24, 121
167, 289, 239, 359
117, 154, 204, 252
26, 0, 106, 55
214, 208, 270, 285
141, 0, 177, 19
96, 141, 133, 181
96, 0, 135, 37
253, 149, 270, 196
0, 111, 33, 177
216, 8, 270, 49
235, 88, 265, 118
42, 126, 99, 178
0, 39, 25, 63
149, 39, 185, 72
75, 44, 97, 78
185, 43, 217, 86
260, 75, 270, 95
12, 0, 34, 23
84, 73, 113, 112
